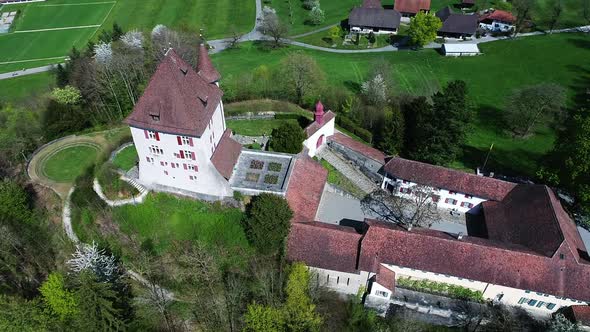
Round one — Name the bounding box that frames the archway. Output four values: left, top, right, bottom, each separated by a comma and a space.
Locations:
316, 134, 325, 149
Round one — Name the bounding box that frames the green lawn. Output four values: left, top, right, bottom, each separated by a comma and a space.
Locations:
0, 71, 54, 104
0, 0, 255, 73
112, 145, 138, 171
296, 30, 394, 49
112, 193, 248, 257
531, 0, 589, 30
214, 33, 590, 176
227, 118, 300, 136
273, 0, 360, 36
320, 160, 365, 198
43, 145, 99, 182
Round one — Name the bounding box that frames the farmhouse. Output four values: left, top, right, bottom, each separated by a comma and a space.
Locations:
479, 9, 516, 32
348, 0, 401, 34
435, 7, 478, 39
441, 43, 480, 56
394, 0, 431, 17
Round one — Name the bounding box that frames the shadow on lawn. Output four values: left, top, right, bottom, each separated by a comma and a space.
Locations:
475, 104, 506, 136
567, 37, 590, 50
461, 144, 543, 179
566, 65, 590, 111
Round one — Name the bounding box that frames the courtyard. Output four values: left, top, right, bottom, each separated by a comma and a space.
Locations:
229, 150, 294, 195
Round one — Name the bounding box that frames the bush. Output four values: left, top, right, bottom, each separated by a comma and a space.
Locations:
336, 115, 373, 143
269, 122, 306, 154
242, 193, 293, 254
303, 0, 319, 10
397, 277, 484, 302
308, 6, 325, 25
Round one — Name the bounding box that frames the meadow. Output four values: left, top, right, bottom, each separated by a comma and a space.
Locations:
213, 33, 590, 176
0, 71, 54, 104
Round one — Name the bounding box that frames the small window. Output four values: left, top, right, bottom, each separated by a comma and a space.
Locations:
547, 303, 556, 310
559, 253, 565, 260
150, 114, 160, 121
431, 195, 440, 203
449, 191, 457, 195
376, 290, 389, 298
518, 297, 528, 304
464, 194, 473, 199
536, 301, 545, 308
527, 299, 537, 306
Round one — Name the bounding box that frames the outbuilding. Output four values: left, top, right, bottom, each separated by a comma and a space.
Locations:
441, 43, 480, 56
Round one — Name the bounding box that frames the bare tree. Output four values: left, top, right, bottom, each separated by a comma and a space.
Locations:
512, 0, 534, 36
361, 184, 440, 228
223, 273, 248, 332
547, 0, 563, 34
279, 52, 325, 104
225, 26, 244, 49
451, 300, 486, 332
258, 9, 289, 47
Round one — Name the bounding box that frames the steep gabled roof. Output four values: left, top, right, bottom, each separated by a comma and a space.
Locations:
483, 185, 588, 260
287, 222, 362, 273
394, 0, 431, 14
436, 8, 478, 35
286, 157, 327, 222
479, 10, 516, 23
383, 157, 516, 200
305, 111, 335, 138
124, 49, 223, 137
197, 44, 221, 83
211, 129, 242, 180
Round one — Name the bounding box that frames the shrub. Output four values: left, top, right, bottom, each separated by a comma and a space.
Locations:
336, 115, 373, 143
264, 174, 279, 184
308, 6, 325, 25
397, 277, 484, 302
268, 162, 282, 172
246, 173, 261, 182
269, 122, 306, 154
242, 193, 293, 254
250, 160, 264, 169
303, 0, 319, 10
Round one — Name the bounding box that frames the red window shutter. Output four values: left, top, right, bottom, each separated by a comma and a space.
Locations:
177, 136, 182, 145
172, 163, 175, 168
144, 130, 149, 139
194, 165, 198, 172
191, 152, 196, 160
155, 132, 160, 141
179, 150, 185, 159
189, 137, 194, 147
145, 156, 150, 162
183, 163, 187, 170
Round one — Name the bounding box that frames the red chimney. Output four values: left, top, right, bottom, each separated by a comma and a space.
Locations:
315, 100, 324, 125
197, 43, 221, 84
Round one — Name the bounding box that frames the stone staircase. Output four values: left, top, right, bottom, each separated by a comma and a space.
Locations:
318, 148, 379, 194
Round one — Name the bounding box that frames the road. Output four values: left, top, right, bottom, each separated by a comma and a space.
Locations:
0, 64, 60, 80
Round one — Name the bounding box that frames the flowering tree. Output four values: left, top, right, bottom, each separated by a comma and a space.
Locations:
121, 30, 143, 49
94, 41, 113, 65
361, 74, 388, 106
67, 242, 121, 283
308, 6, 325, 25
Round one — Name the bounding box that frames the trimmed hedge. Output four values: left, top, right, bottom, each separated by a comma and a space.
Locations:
397, 277, 484, 302
335, 115, 373, 143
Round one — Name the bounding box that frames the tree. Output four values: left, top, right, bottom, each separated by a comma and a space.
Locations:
547, 314, 582, 332
283, 263, 323, 331
73, 271, 126, 331
361, 184, 440, 228
308, 6, 325, 25
512, 0, 534, 36
547, 0, 563, 33
39, 273, 79, 321
269, 122, 307, 154
584, 0, 590, 25
504, 83, 566, 138
0, 295, 57, 331
112, 22, 124, 41
68, 242, 121, 283
345, 291, 377, 331
408, 12, 442, 47
403, 81, 472, 165
279, 52, 325, 104
303, 0, 319, 10
376, 107, 405, 155
259, 9, 289, 47
361, 74, 388, 106
51, 86, 81, 105
56, 63, 69, 88
226, 25, 244, 49
243, 303, 285, 332
328, 25, 342, 42
243, 193, 293, 255
538, 109, 590, 213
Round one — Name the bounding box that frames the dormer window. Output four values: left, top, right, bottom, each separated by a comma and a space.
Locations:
150, 114, 160, 121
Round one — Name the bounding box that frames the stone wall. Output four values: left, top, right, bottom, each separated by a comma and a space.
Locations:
328, 140, 384, 183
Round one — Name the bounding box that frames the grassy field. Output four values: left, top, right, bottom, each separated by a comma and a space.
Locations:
113, 193, 248, 256
112, 145, 138, 171
214, 33, 590, 176
227, 118, 301, 136
0, 0, 255, 73
43, 145, 99, 182
0, 71, 54, 104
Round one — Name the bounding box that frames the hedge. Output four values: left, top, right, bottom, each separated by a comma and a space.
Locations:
397, 277, 484, 302
335, 115, 373, 143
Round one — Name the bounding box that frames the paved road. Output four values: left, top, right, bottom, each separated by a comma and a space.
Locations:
0, 64, 59, 80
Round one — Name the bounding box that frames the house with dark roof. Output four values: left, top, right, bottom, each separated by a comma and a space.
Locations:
348, 0, 402, 34
435, 7, 478, 38
394, 0, 431, 17
479, 9, 516, 32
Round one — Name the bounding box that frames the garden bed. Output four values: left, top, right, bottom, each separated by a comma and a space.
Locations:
268, 162, 282, 172
396, 277, 484, 302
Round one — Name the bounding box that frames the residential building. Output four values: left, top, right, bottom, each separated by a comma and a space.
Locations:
394, 0, 431, 17
381, 157, 516, 213
436, 7, 479, 39
479, 9, 516, 32
124, 45, 241, 198
348, 3, 402, 34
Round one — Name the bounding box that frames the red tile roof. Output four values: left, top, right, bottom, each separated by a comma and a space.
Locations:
286, 157, 328, 222
479, 10, 515, 23
211, 129, 242, 180
383, 157, 516, 201
287, 222, 363, 273
394, 0, 431, 14
305, 111, 336, 138
124, 49, 223, 137
483, 185, 587, 259
197, 44, 221, 83
571, 306, 590, 325
359, 219, 590, 301
375, 265, 396, 291
329, 132, 387, 165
